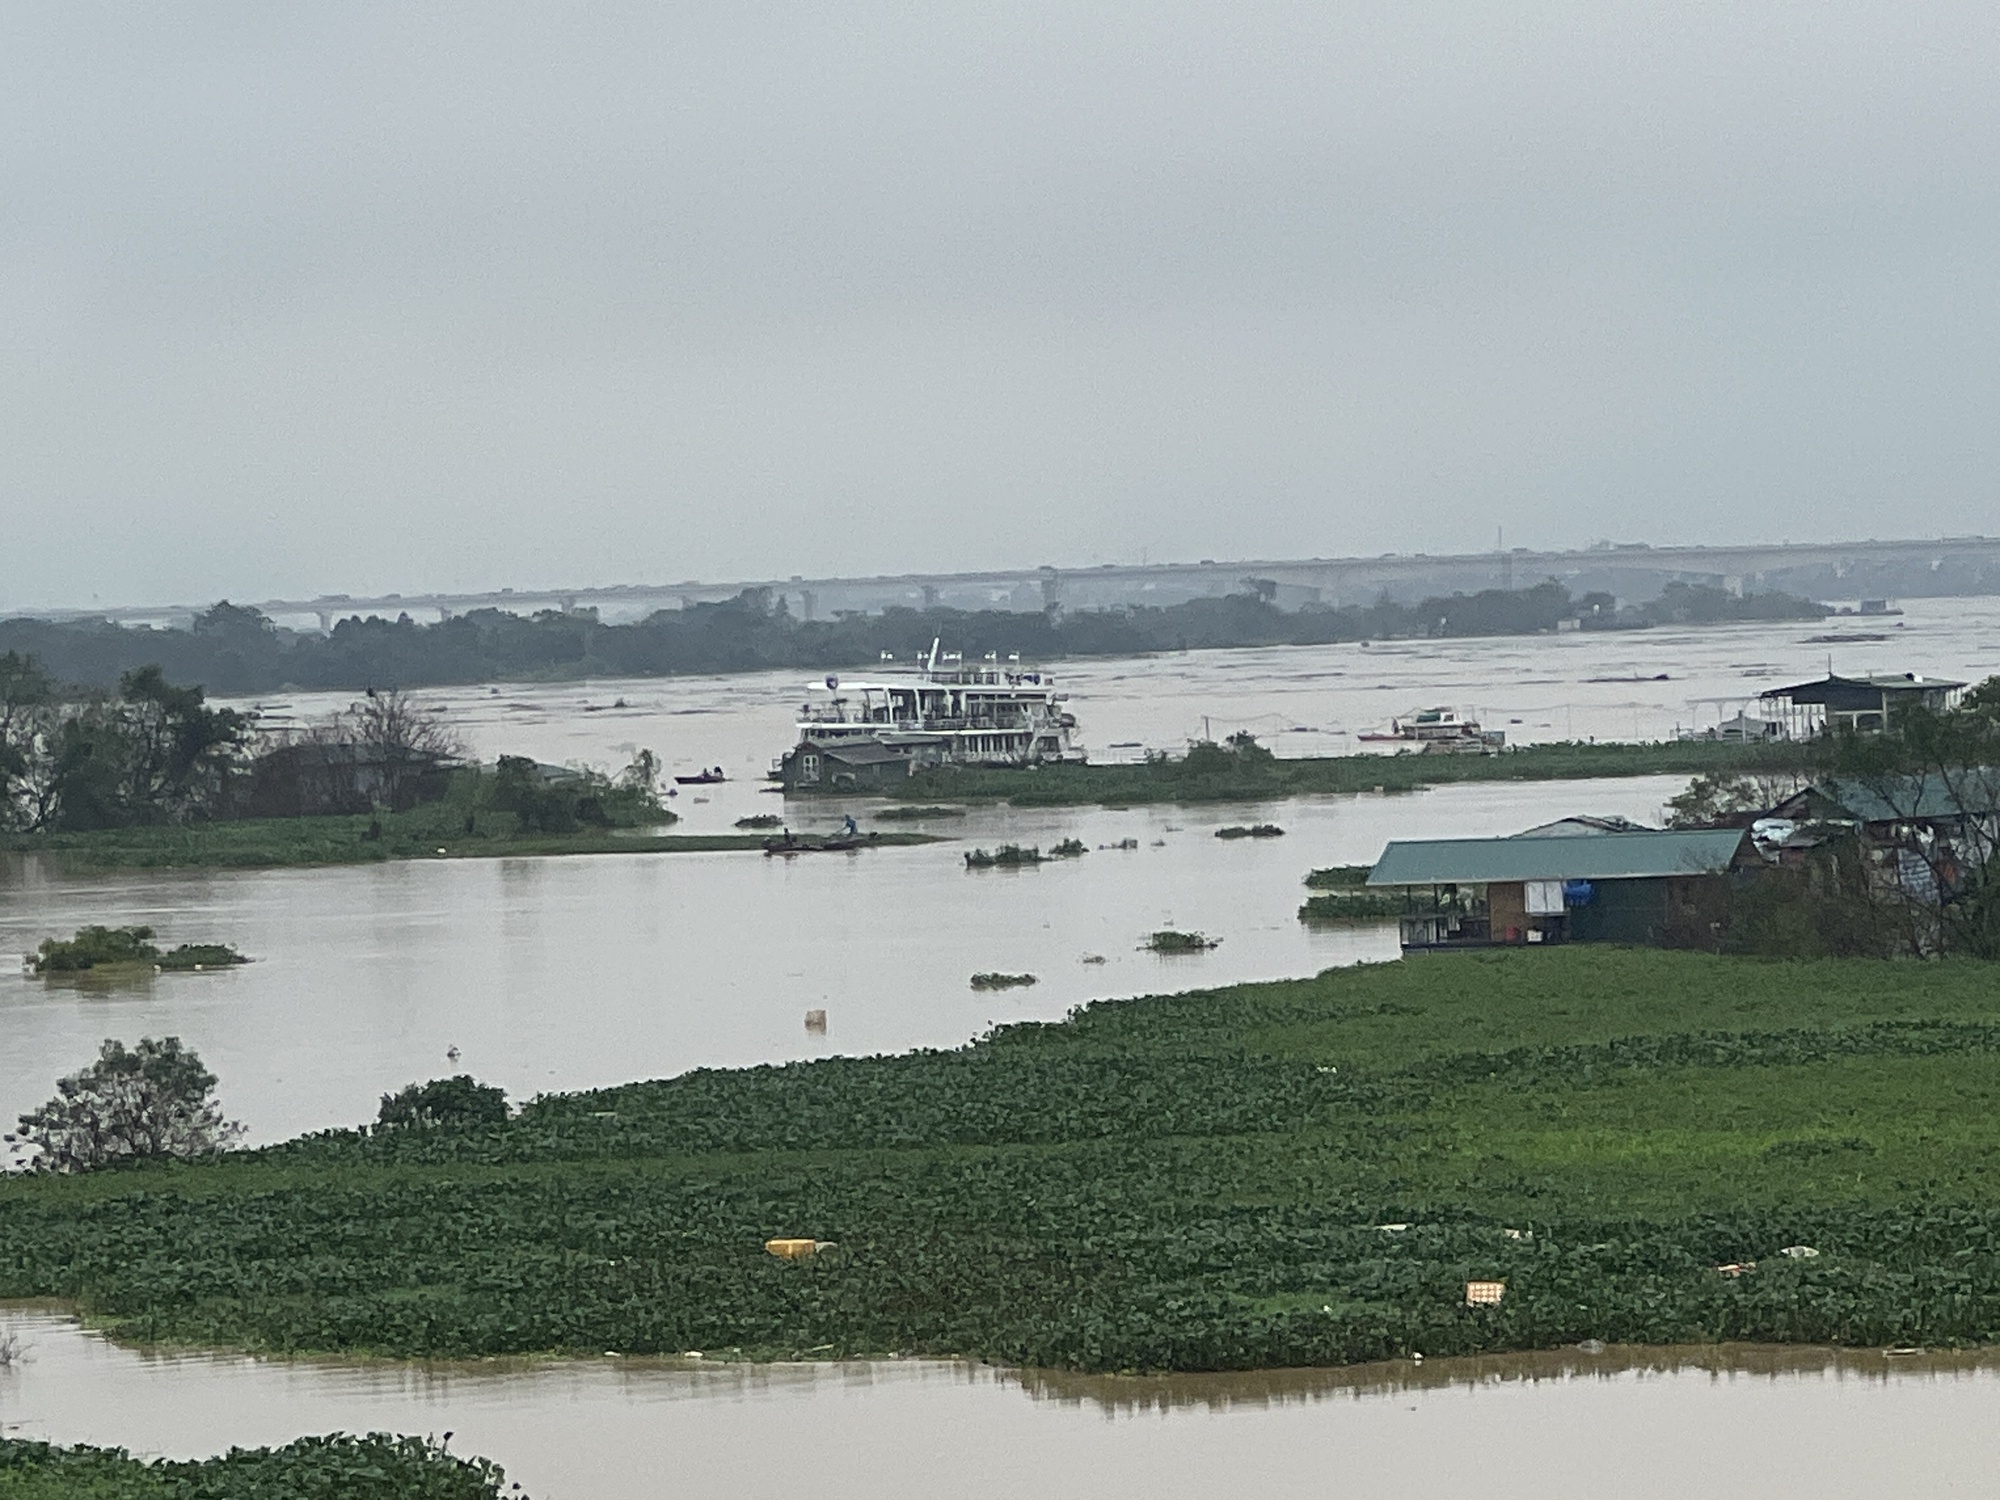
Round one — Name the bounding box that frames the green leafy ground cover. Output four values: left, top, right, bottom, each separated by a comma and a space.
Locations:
893, 738, 1804, 807
3, 817, 935, 871
0, 1433, 511, 1499
4, 950, 2000, 1371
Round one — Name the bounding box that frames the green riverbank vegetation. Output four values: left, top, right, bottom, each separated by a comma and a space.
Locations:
895, 733, 1811, 809
0, 1433, 515, 1499
9, 950, 2000, 1371
0, 657, 689, 869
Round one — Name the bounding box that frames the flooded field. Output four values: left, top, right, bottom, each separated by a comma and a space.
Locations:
3, 1307, 1996, 1499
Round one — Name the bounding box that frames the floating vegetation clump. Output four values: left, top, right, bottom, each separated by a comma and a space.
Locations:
734, 814, 783, 828
965, 844, 1046, 868
1145, 929, 1220, 953
876, 805, 968, 820
970, 972, 1039, 991
1215, 824, 1285, 839
1049, 838, 1088, 858
28, 926, 247, 975
1304, 865, 1374, 889
1299, 891, 1402, 922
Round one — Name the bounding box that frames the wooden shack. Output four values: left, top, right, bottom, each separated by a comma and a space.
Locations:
1366, 827, 1755, 950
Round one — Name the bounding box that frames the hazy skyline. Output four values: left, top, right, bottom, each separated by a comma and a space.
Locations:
6, 3, 1999, 610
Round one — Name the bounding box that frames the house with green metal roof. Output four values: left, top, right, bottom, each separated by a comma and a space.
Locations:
1366, 827, 1754, 950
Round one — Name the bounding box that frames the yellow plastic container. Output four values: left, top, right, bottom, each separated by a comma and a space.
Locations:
765, 1237, 819, 1260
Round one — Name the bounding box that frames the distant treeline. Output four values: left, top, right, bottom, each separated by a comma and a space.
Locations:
1, 581, 1827, 695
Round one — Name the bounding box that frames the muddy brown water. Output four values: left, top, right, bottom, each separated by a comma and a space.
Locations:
2, 1308, 1995, 1498
1, 778, 1684, 1142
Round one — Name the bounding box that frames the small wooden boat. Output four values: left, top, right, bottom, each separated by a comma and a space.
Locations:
675, 767, 727, 785
762, 832, 877, 856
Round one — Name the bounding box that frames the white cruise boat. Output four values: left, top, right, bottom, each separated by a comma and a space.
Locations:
777, 642, 1084, 792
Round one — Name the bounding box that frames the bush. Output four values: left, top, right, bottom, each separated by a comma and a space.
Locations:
7, 1037, 243, 1173
377, 1076, 509, 1131
1215, 824, 1284, 839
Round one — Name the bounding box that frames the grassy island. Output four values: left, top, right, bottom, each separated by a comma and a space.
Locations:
3, 815, 937, 872
892, 737, 1806, 808
7, 948, 2000, 1372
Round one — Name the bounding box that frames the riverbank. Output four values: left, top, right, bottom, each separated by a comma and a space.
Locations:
4, 948, 1997, 1371
892, 737, 1807, 807
0, 1432, 513, 1498
1, 817, 939, 872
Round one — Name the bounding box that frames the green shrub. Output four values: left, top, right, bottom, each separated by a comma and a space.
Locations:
376, 1076, 509, 1131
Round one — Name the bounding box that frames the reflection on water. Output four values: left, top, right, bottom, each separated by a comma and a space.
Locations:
1014, 1341, 2000, 1410
4, 1308, 1997, 1499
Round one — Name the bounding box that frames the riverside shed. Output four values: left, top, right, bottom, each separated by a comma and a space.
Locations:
1758, 672, 1965, 737
1366, 827, 1754, 950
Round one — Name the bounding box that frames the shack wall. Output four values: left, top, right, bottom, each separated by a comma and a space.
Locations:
1488, 881, 1528, 942
1567, 876, 1668, 944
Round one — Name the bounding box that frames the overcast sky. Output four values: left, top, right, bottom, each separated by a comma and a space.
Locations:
4, 3, 1998, 609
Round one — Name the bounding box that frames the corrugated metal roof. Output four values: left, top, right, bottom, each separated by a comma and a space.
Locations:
1367, 828, 1748, 886
1795, 773, 2000, 823
1761, 672, 1965, 703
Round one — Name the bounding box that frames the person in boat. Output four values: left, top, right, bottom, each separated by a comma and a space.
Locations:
842, 814, 859, 836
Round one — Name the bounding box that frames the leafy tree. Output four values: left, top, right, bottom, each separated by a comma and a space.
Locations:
6, 1037, 243, 1173
377, 1076, 509, 1130
116, 664, 249, 819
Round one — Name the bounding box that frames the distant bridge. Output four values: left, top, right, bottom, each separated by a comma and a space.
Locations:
19, 536, 2000, 630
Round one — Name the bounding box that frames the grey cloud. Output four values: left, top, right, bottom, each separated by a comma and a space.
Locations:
3, 3, 1998, 606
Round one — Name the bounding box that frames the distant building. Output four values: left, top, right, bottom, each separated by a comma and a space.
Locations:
1758, 673, 1965, 737
780, 738, 929, 793
1366, 827, 1755, 950
1767, 773, 2000, 904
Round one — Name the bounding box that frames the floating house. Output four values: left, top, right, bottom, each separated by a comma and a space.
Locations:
1757, 672, 1965, 737
1366, 827, 1755, 950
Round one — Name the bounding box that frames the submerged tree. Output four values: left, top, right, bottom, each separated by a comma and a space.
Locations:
6, 1037, 244, 1173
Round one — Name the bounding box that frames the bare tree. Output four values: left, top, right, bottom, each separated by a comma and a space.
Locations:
6, 1037, 244, 1174
340, 689, 465, 810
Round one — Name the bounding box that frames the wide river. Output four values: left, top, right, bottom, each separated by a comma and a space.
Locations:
4, 603, 1999, 1488
5, 597, 1998, 1141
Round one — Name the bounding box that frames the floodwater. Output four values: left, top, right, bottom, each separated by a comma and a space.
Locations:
3, 1307, 1997, 1498
230, 594, 2000, 787
7, 612, 2000, 1486
0, 777, 1681, 1141
1, 596, 1996, 1140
